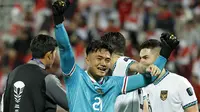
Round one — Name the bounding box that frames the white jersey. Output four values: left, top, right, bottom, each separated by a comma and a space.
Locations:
112, 56, 135, 77
113, 56, 146, 112
144, 71, 198, 112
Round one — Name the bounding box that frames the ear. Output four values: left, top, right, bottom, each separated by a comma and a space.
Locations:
45, 51, 52, 60
85, 55, 90, 66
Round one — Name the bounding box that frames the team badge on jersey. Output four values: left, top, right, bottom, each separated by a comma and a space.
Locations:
96, 89, 104, 94
160, 90, 168, 101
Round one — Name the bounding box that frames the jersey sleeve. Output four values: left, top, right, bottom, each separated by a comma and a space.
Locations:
113, 74, 148, 95
151, 56, 167, 81
178, 77, 198, 109
125, 74, 149, 94
55, 23, 76, 77
117, 56, 167, 94
112, 56, 136, 76
111, 76, 126, 95
45, 75, 68, 110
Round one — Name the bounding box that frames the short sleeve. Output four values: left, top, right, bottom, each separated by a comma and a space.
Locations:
178, 77, 198, 109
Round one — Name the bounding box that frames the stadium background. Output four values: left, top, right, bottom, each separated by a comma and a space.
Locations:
0, 0, 200, 111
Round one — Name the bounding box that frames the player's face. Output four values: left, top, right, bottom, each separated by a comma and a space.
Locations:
139, 48, 159, 66
86, 49, 111, 78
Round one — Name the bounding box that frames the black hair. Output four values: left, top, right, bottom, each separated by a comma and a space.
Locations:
86, 40, 113, 55
30, 34, 57, 58
140, 39, 162, 51
101, 32, 125, 55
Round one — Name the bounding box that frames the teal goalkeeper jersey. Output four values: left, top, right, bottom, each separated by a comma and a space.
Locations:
54, 23, 167, 112
64, 65, 126, 112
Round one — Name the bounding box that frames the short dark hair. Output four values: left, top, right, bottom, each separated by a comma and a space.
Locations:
140, 39, 161, 51
30, 34, 57, 58
101, 32, 125, 55
86, 40, 113, 55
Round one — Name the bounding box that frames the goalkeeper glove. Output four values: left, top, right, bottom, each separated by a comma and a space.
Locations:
160, 32, 179, 59
52, 0, 70, 25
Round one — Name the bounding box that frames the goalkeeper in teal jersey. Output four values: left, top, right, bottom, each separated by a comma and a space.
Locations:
52, 1, 177, 112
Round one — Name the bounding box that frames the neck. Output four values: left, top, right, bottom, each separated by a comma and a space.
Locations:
38, 58, 48, 67
32, 58, 48, 69
39, 59, 51, 69
111, 54, 122, 69
157, 68, 166, 79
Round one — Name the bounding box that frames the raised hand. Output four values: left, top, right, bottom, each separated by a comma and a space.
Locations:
52, 0, 70, 25
146, 64, 161, 77
160, 32, 179, 59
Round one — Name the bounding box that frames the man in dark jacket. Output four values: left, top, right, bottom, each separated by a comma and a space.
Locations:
2, 34, 68, 112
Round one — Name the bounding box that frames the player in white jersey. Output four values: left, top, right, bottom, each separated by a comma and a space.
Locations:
101, 32, 177, 112
112, 56, 148, 112
139, 37, 199, 112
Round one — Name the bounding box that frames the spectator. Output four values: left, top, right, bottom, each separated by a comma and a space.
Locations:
156, 3, 175, 33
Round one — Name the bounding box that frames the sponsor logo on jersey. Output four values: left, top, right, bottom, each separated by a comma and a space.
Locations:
186, 87, 193, 96
160, 90, 168, 101
123, 57, 131, 62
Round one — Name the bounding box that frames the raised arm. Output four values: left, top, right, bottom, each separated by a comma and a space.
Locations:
122, 55, 166, 93
53, 0, 75, 76
128, 62, 147, 74
128, 33, 180, 77
121, 33, 180, 93
55, 24, 75, 76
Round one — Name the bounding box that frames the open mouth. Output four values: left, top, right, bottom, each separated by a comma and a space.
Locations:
97, 67, 107, 72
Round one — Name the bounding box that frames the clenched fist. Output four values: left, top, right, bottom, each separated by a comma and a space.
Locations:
52, 0, 70, 25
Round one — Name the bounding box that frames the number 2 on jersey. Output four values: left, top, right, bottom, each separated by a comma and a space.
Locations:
93, 97, 102, 111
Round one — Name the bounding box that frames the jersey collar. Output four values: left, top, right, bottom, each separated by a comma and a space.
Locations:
28, 58, 45, 69
85, 71, 104, 84
153, 70, 169, 85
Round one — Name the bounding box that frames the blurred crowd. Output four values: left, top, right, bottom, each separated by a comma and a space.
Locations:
0, 0, 200, 110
